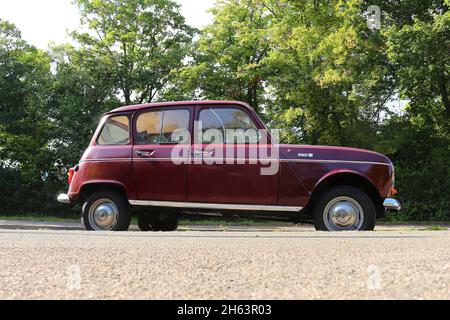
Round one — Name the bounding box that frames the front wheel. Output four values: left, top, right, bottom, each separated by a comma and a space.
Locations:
82, 191, 131, 231
313, 186, 376, 231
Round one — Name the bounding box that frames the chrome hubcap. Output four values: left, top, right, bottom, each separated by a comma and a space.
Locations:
88, 199, 119, 231
323, 197, 364, 231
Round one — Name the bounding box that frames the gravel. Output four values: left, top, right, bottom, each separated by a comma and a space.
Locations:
0, 229, 449, 300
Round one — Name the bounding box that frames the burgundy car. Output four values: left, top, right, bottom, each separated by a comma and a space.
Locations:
57, 100, 400, 232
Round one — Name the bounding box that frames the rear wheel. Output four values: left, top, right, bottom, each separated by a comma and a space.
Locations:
82, 191, 131, 231
313, 186, 376, 231
137, 211, 179, 232
137, 214, 153, 231
153, 211, 179, 232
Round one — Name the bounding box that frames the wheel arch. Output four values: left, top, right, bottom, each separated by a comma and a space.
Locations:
305, 170, 384, 218
79, 181, 129, 203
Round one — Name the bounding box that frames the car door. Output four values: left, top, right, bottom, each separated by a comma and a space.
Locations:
187, 105, 279, 205
132, 107, 191, 201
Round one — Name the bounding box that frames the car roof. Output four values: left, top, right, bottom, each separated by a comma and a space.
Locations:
106, 100, 253, 115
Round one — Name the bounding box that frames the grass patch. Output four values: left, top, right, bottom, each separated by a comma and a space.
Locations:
0, 215, 292, 226
420, 225, 448, 231
1, 215, 448, 228
178, 218, 291, 226
378, 219, 450, 225
0, 215, 79, 222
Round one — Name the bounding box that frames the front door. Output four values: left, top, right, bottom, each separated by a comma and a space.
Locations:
132, 107, 191, 201
187, 105, 279, 205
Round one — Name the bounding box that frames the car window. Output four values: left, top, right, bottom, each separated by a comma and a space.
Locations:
136, 111, 163, 144
198, 108, 259, 144
136, 109, 190, 145
97, 115, 130, 146
161, 110, 190, 144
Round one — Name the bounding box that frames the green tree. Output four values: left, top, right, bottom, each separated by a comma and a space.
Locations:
73, 0, 195, 105
385, 1, 449, 124
259, 0, 394, 147
379, 0, 450, 220
0, 20, 54, 213
175, 0, 272, 112
48, 44, 120, 171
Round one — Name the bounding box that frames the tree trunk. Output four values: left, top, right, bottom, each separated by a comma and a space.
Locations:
247, 84, 259, 112
439, 75, 450, 118
252, 85, 258, 113
123, 86, 131, 105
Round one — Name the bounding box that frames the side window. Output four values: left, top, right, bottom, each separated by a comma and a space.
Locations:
161, 110, 190, 143
136, 111, 163, 144
136, 109, 190, 145
97, 115, 130, 146
198, 108, 259, 144
198, 109, 224, 144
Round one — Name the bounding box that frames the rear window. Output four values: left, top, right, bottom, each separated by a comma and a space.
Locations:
97, 115, 130, 146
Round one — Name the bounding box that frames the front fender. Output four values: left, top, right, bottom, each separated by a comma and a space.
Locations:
315, 168, 378, 192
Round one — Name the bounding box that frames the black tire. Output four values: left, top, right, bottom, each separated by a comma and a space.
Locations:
138, 214, 153, 232
313, 186, 376, 231
151, 211, 179, 232
82, 191, 131, 231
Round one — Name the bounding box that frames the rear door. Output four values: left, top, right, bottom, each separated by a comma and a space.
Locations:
132, 107, 192, 201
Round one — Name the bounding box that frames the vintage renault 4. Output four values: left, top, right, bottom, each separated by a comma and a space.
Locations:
57, 100, 400, 231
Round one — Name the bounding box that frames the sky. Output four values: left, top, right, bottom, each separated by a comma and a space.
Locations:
0, 0, 214, 49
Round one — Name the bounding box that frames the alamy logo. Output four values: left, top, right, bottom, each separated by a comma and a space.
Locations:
66, 264, 81, 291
170, 122, 281, 176
367, 265, 382, 290
366, 5, 381, 30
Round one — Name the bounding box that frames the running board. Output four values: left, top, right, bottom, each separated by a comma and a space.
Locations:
129, 200, 302, 212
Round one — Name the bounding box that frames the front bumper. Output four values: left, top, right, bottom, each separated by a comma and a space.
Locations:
383, 198, 401, 211
57, 193, 70, 204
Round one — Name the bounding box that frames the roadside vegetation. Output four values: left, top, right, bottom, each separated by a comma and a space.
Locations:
1, 214, 448, 230
419, 225, 448, 231
0, 214, 294, 226
0, 215, 79, 222
0, 0, 449, 221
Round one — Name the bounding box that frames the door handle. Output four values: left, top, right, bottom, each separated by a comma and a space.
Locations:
136, 150, 155, 158
193, 150, 214, 157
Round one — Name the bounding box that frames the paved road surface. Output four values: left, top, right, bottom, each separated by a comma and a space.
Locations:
0, 227, 449, 300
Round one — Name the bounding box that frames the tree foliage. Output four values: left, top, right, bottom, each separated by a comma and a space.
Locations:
172, 0, 272, 112
0, 20, 56, 214
73, 0, 194, 104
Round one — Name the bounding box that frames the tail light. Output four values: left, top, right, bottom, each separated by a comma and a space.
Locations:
390, 188, 398, 196
68, 168, 75, 185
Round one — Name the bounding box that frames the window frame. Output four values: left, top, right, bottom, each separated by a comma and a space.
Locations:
96, 114, 132, 146
133, 106, 193, 146
196, 105, 261, 145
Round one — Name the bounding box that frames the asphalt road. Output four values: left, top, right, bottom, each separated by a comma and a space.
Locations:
0, 227, 449, 300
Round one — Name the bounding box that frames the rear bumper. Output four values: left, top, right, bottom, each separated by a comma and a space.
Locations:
383, 198, 401, 211
57, 193, 71, 204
